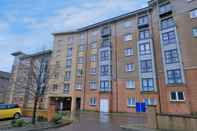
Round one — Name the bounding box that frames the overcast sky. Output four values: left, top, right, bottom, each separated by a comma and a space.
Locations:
0, 0, 148, 72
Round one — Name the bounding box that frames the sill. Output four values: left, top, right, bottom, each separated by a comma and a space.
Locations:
75, 88, 82, 91
126, 87, 135, 90
141, 91, 157, 94
128, 105, 136, 108
169, 100, 185, 103
167, 83, 185, 87
90, 104, 96, 107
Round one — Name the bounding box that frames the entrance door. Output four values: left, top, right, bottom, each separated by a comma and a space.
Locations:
100, 99, 109, 113
76, 97, 81, 111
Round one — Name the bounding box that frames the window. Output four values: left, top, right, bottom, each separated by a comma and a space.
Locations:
101, 36, 111, 47
53, 84, 58, 91
90, 42, 97, 49
89, 97, 96, 106
140, 60, 152, 73
89, 80, 97, 90
90, 68, 96, 75
162, 31, 176, 45
78, 45, 85, 52
90, 55, 96, 62
159, 3, 172, 14
65, 71, 71, 81
101, 50, 110, 61
75, 82, 82, 90
126, 80, 135, 89
142, 78, 154, 91
66, 48, 72, 57
100, 80, 111, 91
139, 29, 150, 40
124, 33, 132, 42
144, 98, 157, 106
167, 69, 183, 84
124, 48, 133, 57
76, 69, 83, 77
192, 27, 197, 37
66, 59, 72, 68
64, 84, 70, 94
190, 9, 197, 18
125, 64, 134, 72
100, 65, 110, 76
138, 15, 149, 26
139, 42, 151, 56
80, 33, 85, 40
67, 36, 74, 44
123, 20, 132, 28
170, 92, 185, 101
161, 17, 175, 30
165, 49, 179, 64
78, 57, 84, 64
128, 97, 136, 107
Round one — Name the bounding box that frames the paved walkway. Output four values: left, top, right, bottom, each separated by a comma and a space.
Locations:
48, 112, 147, 131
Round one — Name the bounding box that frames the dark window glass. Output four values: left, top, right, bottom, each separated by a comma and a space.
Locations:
139, 42, 151, 55
170, 92, 177, 100
161, 17, 175, 30
162, 31, 176, 45
142, 78, 154, 91
139, 29, 150, 40
178, 92, 184, 100
167, 69, 182, 84
140, 60, 152, 73
138, 15, 149, 25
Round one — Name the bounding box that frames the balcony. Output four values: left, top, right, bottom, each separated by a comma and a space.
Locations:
159, 3, 172, 17
101, 27, 111, 37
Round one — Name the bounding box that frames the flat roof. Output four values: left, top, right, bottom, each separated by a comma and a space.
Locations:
53, 6, 151, 35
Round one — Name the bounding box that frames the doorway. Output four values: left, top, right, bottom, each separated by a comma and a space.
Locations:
76, 97, 81, 111
100, 99, 109, 113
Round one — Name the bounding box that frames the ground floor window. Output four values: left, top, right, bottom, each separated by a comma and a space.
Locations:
127, 97, 136, 107
89, 97, 96, 106
170, 91, 185, 101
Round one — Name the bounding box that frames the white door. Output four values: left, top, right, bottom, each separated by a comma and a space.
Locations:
100, 99, 109, 113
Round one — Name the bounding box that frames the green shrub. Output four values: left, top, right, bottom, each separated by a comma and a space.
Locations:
11, 119, 28, 127
37, 116, 48, 122
51, 112, 64, 124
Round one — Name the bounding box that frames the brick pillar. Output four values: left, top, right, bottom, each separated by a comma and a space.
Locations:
48, 101, 56, 122
71, 96, 76, 112
146, 105, 157, 129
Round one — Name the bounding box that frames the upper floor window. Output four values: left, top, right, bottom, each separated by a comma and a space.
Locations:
128, 97, 136, 107
78, 57, 84, 64
64, 84, 70, 94
142, 78, 154, 92
90, 42, 97, 49
76, 69, 83, 77
140, 60, 153, 73
101, 36, 111, 47
53, 84, 58, 91
66, 58, 72, 68
123, 20, 132, 28
89, 80, 97, 90
161, 17, 175, 30
75, 82, 82, 90
139, 29, 150, 40
165, 49, 179, 64
190, 9, 197, 18
139, 42, 151, 56
192, 27, 197, 37
100, 80, 111, 90
170, 91, 185, 101
66, 48, 72, 57
101, 50, 110, 61
78, 45, 85, 52
162, 30, 176, 45
65, 71, 71, 81
138, 15, 149, 26
167, 69, 183, 84
124, 48, 133, 57
90, 55, 96, 62
126, 80, 135, 89
124, 33, 132, 42
67, 36, 74, 44
100, 65, 111, 76
90, 68, 96, 75
80, 33, 85, 40
159, 3, 172, 15
125, 64, 134, 72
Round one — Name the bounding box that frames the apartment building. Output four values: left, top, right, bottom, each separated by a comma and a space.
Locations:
0, 71, 10, 103
8, 50, 52, 109
47, 0, 197, 114
7, 0, 197, 114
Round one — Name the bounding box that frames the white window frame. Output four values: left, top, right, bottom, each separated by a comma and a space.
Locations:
123, 20, 132, 28
126, 80, 135, 89
75, 82, 82, 90
192, 27, 197, 37
124, 48, 133, 57
190, 9, 197, 18
124, 33, 132, 42
89, 80, 97, 90
170, 91, 185, 102
128, 97, 136, 107
125, 64, 134, 72
89, 97, 96, 106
